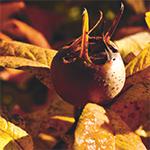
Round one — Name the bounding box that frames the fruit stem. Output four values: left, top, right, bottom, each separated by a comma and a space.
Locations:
104, 2, 124, 43
80, 9, 91, 63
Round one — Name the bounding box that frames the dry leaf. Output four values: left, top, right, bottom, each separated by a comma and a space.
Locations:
0, 2, 25, 27
74, 103, 146, 150
145, 12, 150, 28
115, 32, 150, 60
124, 66, 150, 90
25, 93, 74, 136
123, 52, 136, 65
125, 0, 146, 14
0, 40, 56, 67
0, 40, 57, 87
126, 43, 150, 77
2, 19, 51, 48
110, 79, 150, 131
0, 32, 12, 41
25, 92, 74, 149
110, 70, 150, 149
0, 116, 33, 150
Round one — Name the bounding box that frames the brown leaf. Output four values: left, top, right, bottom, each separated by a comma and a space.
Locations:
125, 0, 146, 14
110, 68, 150, 149
124, 66, 150, 90
0, 32, 12, 41
24, 91, 74, 149
110, 79, 150, 131
2, 19, 51, 48
0, 116, 33, 150
74, 103, 146, 150
0, 2, 25, 27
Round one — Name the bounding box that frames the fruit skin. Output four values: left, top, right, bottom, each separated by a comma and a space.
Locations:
51, 41, 125, 106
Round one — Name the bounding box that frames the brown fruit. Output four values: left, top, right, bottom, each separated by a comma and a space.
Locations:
51, 4, 125, 106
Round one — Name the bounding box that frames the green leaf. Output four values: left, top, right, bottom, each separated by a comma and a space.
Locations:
0, 116, 33, 150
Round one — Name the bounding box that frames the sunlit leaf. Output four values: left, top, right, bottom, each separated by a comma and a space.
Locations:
0, 40, 57, 88
0, 40, 56, 68
115, 32, 150, 60
74, 103, 146, 150
145, 11, 150, 28
0, 116, 33, 150
126, 43, 150, 77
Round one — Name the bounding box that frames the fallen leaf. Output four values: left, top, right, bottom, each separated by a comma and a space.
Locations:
115, 31, 150, 60
126, 43, 150, 77
0, 40, 57, 87
0, 32, 12, 41
2, 19, 51, 48
0, 40, 56, 67
25, 93, 74, 136
123, 52, 136, 65
145, 11, 150, 28
0, 2, 25, 27
110, 68, 150, 149
24, 88, 74, 148
124, 66, 150, 90
125, 0, 146, 14
74, 103, 146, 150
110, 79, 150, 131
0, 116, 33, 150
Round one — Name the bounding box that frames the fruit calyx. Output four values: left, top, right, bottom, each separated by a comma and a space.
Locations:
63, 3, 124, 66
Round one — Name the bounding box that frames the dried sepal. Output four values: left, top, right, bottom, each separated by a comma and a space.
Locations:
105, 2, 124, 42
80, 9, 91, 63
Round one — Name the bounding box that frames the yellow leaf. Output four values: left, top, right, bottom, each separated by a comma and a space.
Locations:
0, 40, 57, 88
115, 32, 150, 60
126, 44, 150, 77
145, 11, 150, 28
0, 116, 33, 150
74, 103, 146, 150
0, 40, 56, 68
